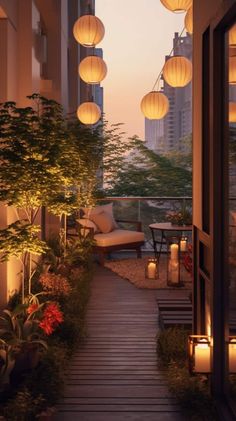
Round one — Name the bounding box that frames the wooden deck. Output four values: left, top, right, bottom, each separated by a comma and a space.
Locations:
55, 265, 186, 421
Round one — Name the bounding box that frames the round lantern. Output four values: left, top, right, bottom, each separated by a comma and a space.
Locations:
77, 102, 101, 125
73, 15, 105, 47
140, 91, 169, 120
163, 56, 192, 87
229, 56, 236, 84
184, 6, 193, 34
229, 24, 236, 47
160, 0, 192, 13
79, 56, 107, 84
229, 102, 236, 123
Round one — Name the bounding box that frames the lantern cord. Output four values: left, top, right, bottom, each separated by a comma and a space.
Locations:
152, 27, 186, 91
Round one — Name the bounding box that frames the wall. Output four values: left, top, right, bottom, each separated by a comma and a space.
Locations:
192, 0, 223, 228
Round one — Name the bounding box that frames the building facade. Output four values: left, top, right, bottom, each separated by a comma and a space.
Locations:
193, 1, 236, 418
0, 0, 102, 306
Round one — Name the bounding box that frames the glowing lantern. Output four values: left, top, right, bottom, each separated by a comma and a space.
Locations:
188, 335, 211, 374
73, 15, 105, 47
77, 102, 101, 125
185, 6, 193, 34
163, 56, 192, 87
229, 102, 236, 123
141, 91, 169, 120
160, 0, 192, 13
229, 24, 236, 46
229, 56, 236, 84
79, 56, 107, 84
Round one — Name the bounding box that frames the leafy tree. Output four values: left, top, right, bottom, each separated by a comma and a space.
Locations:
105, 137, 192, 197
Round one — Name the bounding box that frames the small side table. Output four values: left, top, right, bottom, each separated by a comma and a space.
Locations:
149, 222, 192, 260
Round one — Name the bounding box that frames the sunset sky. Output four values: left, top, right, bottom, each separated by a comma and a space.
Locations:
96, 0, 184, 139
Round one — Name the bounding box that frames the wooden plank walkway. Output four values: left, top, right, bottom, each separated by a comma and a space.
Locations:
55, 265, 185, 421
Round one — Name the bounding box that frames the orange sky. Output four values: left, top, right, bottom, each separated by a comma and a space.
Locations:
96, 0, 184, 139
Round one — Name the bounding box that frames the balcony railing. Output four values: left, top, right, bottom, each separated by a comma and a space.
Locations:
100, 196, 192, 249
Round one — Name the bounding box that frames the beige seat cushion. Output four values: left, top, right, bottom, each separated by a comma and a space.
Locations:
94, 229, 145, 247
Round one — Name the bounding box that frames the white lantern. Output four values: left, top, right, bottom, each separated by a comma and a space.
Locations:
160, 0, 192, 13
141, 91, 169, 120
77, 102, 101, 125
163, 56, 192, 87
229, 56, 236, 84
229, 24, 236, 47
73, 15, 105, 47
79, 56, 107, 84
184, 6, 193, 34
229, 102, 236, 123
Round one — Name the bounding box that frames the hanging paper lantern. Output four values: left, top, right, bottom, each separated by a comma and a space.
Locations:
185, 6, 193, 34
229, 102, 236, 122
77, 102, 101, 125
229, 24, 236, 47
163, 56, 192, 87
160, 0, 192, 13
229, 56, 236, 84
73, 15, 105, 47
140, 91, 169, 120
79, 56, 107, 84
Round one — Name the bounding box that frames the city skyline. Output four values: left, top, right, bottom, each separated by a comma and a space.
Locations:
96, 0, 184, 139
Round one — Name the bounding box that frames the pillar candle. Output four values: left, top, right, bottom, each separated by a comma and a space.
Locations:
229, 342, 236, 373
180, 239, 187, 252
170, 243, 179, 260
195, 342, 210, 373
147, 261, 157, 279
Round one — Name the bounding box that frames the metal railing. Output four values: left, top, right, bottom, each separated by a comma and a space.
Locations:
99, 196, 192, 249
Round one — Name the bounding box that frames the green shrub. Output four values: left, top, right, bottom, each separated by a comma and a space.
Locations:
157, 326, 189, 366
25, 344, 66, 405
3, 387, 45, 421
157, 327, 217, 420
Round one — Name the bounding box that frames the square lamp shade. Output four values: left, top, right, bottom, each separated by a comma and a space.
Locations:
188, 335, 211, 374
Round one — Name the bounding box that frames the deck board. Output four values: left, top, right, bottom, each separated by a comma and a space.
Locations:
55, 265, 185, 420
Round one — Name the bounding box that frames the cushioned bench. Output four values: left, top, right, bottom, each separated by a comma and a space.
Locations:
73, 203, 145, 266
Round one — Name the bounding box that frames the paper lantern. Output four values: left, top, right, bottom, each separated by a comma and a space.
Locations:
184, 6, 193, 34
141, 91, 169, 120
160, 0, 192, 13
163, 56, 192, 87
229, 56, 236, 84
73, 15, 105, 47
229, 24, 236, 46
77, 102, 101, 125
229, 102, 236, 122
79, 56, 107, 84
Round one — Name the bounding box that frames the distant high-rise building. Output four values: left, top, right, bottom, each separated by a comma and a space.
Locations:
145, 32, 192, 155
93, 48, 104, 115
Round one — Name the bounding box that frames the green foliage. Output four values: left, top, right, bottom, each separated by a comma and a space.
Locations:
106, 137, 192, 197
0, 220, 48, 262
168, 362, 216, 420
157, 327, 217, 420
3, 387, 45, 421
157, 327, 189, 366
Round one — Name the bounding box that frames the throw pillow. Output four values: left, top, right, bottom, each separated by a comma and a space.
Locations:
76, 218, 99, 233
90, 211, 114, 234
82, 203, 118, 229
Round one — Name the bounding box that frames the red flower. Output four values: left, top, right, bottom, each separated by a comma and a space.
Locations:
27, 303, 39, 315
39, 302, 63, 336
39, 319, 54, 335
43, 303, 63, 324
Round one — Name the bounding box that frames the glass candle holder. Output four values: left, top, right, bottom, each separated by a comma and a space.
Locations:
167, 236, 181, 286
188, 335, 211, 374
145, 258, 158, 280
